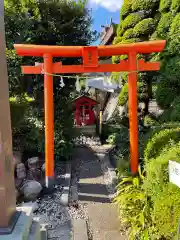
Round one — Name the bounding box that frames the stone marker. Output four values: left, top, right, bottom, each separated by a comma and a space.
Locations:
0, 0, 19, 233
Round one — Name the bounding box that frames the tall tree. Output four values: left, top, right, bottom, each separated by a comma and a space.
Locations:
154, 0, 180, 122
113, 0, 160, 115
5, 0, 98, 156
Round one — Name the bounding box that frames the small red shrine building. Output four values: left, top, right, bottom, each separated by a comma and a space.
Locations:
73, 95, 99, 126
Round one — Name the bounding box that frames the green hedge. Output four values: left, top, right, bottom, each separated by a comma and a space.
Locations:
170, 13, 180, 37
118, 83, 128, 106
120, 37, 141, 43
120, 2, 132, 20
113, 36, 122, 45
155, 81, 175, 109
112, 55, 120, 64
134, 18, 155, 36
122, 28, 136, 39
170, 97, 180, 121
10, 97, 31, 135
122, 13, 143, 30
132, 0, 159, 11
116, 24, 125, 37
156, 12, 173, 38
143, 145, 180, 239
159, 0, 172, 12
118, 80, 148, 106
144, 127, 180, 161
156, 55, 180, 109
171, 0, 180, 12
144, 115, 159, 126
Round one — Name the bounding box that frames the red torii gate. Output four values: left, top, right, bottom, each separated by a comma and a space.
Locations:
14, 41, 166, 187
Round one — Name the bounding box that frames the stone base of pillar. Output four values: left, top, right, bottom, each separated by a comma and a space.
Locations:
0, 211, 21, 235
0, 207, 46, 240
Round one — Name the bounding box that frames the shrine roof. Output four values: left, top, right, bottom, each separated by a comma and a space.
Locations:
73, 95, 99, 105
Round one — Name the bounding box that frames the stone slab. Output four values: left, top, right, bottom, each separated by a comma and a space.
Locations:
1, 207, 33, 240
88, 203, 123, 240
73, 219, 88, 240
88, 203, 120, 231
47, 222, 72, 239
104, 230, 127, 240
60, 162, 71, 206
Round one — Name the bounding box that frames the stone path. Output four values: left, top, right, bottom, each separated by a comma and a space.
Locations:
70, 147, 127, 240
77, 148, 110, 204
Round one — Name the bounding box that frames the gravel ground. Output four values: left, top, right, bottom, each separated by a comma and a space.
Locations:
74, 135, 101, 146
31, 162, 70, 230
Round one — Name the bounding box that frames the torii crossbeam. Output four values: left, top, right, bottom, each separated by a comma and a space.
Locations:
14, 40, 166, 187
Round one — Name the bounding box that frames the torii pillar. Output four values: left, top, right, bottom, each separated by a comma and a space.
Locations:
0, 1, 19, 234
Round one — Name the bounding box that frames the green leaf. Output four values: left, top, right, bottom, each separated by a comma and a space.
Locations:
139, 212, 145, 228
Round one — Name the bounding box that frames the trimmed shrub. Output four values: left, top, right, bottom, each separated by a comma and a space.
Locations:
112, 55, 120, 64
156, 55, 180, 109
118, 81, 149, 106
159, 108, 173, 122
144, 127, 180, 161
170, 13, 180, 38
169, 14, 180, 54
169, 36, 180, 55
134, 18, 155, 36
155, 81, 175, 109
118, 83, 128, 106
144, 115, 159, 126
116, 24, 125, 37
170, 97, 180, 121
120, 54, 128, 60
156, 12, 173, 38
120, 37, 141, 43
159, 0, 172, 12
132, 0, 160, 11
111, 72, 121, 83
152, 183, 180, 239
171, 0, 180, 12
120, 1, 132, 20
122, 28, 136, 39
10, 97, 31, 135
122, 13, 143, 30
143, 145, 180, 239
113, 36, 122, 45
107, 129, 129, 147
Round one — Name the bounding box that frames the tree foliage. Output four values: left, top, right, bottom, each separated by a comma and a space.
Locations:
113, 0, 160, 115
159, 0, 172, 12
5, 0, 97, 156
134, 18, 155, 36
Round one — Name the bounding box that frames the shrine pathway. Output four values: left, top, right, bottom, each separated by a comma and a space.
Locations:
69, 146, 127, 240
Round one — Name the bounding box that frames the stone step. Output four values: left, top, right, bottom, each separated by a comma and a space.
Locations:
104, 230, 127, 240
47, 222, 72, 240
73, 219, 88, 240
1, 207, 33, 240
88, 203, 126, 240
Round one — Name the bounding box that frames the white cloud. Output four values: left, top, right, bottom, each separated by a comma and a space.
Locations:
89, 0, 123, 12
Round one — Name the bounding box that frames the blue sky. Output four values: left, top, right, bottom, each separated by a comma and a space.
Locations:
87, 0, 124, 44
